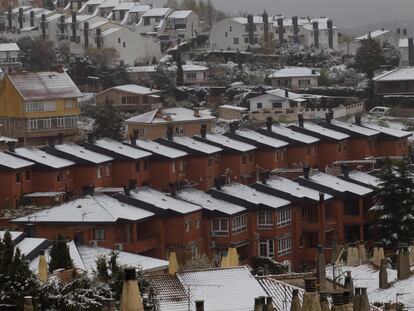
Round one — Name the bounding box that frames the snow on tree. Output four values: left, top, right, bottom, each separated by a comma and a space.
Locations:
354, 34, 385, 79
180, 253, 214, 271
49, 234, 74, 273
92, 100, 125, 140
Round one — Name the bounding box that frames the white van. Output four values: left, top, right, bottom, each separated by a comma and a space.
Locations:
369, 106, 391, 116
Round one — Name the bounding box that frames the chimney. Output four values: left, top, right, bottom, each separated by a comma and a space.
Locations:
227, 247, 239, 267
331, 238, 340, 263
346, 243, 359, 266
319, 192, 324, 204
84, 22, 89, 49
266, 116, 273, 132
247, 14, 254, 44
254, 297, 264, 311
359, 288, 370, 311
397, 28, 401, 34
327, 19, 333, 49
403, 28, 408, 36
130, 134, 137, 146
128, 180, 137, 191
353, 288, 361, 311
325, 112, 331, 124
48, 137, 56, 148
30, 10, 35, 27
263, 11, 269, 45
229, 121, 238, 134
41, 14, 47, 40
87, 133, 95, 144
302, 278, 321, 311
123, 185, 130, 196
397, 245, 410, 280
408, 38, 414, 66
260, 171, 268, 185
59, 15, 65, 34
372, 242, 385, 267
265, 297, 274, 311
195, 300, 205, 311
200, 124, 207, 138
331, 291, 344, 311
290, 289, 302, 311
18, 8, 23, 29
168, 251, 178, 275
315, 245, 326, 286
7, 6, 12, 31
298, 114, 304, 128
341, 164, 349, 178
214, 177, 222, 190
343, 290, 353, 311
313, 21, 319, 48
102, 298, 116, 311
38, 250, 48, 283
82, 184, 95, 196
7, 141, 16, 152
166, 125, 174, 141
71, 11, 77, 43
23, 296, 34, 311
120, 267, 144, 311
354, 114, 362, 126
277, 17, 284, 44
194, 109, 200, 118
303, 165, 310, 179
358, 242, 367, 264
57, 133, 64, 144
292, 16, 299, 44
96, 27, 102, 49
379, 258, 388, 289
344, 271, 354, 301
169, 182, 177, 197
319, 292, 330, 311
285, 89, 289, 98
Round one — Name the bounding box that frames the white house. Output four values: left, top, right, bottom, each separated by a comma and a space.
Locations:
135, 7, 172, 36
0, 42, 21, 73
181, 63, 209, 84
249, 88, 306, 112
268, 67, 320, 89
160, 10, 200, 42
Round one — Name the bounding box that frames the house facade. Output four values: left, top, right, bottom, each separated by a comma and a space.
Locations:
268, 67, 320, 90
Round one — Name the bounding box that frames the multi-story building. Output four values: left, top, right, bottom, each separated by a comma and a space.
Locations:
0, 42, 21, 74
0, 71, 82, 145
161, 10, 200, 41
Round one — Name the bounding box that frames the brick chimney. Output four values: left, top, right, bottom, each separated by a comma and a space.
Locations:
96, 27, 102, 49
408, 38, 414, 67
247, 15, 254, 45
292, 16, 299, 44
302, 278, 321, 311
379, 258, 388, 289
298, 113, 304, 128
266, 116, 273, 132
120, 267, 144, 311
18, 8, 23, 29
372, 242, 385, 267
168, 251, 178, 275
41, 14, 47, 40
354, 114, 362, 126
325, 112, 331, 124
123, 185, 130, 196
229, 121, 238, 134
346, 243, 359, 266
313, 21, 319, 48
102, 298, 116, 311
343, 271, 354, 301
200, 124, 207, 138
194, 109, 200, 118
214, 177, 222, 190
7, 141, 16, 152
195, 300, 205, 311
84, 22, 89, 49
38, 250, 48, 283
169, 182, 177, 197
23, 296, 34, 311
327, 20, 333, 49
303, 165, 310, 179
315, 245, 326, 286
30, 10, 35, 27
397, 245, 410, 280
277, 17, 284, 44
319, 292, 330, 311
59, 15, 65, 34
290, 289, 302, 311
130, 134, 137, 146
71, 11, 77, 43
340, 164, 349, 177
87, 133, 95, 144
359, 288, 370, 311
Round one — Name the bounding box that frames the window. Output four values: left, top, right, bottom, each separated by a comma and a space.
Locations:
16, 172, 20, 183
306, 146, 311, 156
118, 37, 121, 43
259, 240, 274, 257
25, 170, 30, 181
232, 214, 248, 234
185, 220, 191, 232
338, 142, 342, 153
244, 37, 249, 43
257, 102, 262, 109
225, 31, 227, 37
258, 211, 273, 229
281, 149, 287, 160
57, 172, 62, 182
186, 73, 197, 79
229, 26, 232, 32
277, 207, 291, 227
64, 99, 74, 109
93, 228, 105, 240
233, 38, 239, 44
143, 17, 150, 25
278, 234, 292, 256
272, 102, 282, 108
123, 42, 126, 48
211, 219, 228, 236
275, 151, 279, 161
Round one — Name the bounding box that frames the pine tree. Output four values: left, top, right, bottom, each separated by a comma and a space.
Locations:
49, 234, 74, 272
176, 40, 184, 86
92, 100, 125, 140
354, 34, 385, 79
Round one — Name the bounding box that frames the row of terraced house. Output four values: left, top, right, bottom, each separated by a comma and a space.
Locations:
0, 105, 411, 269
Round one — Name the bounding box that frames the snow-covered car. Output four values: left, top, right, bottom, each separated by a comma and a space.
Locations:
369, 106, 391, 116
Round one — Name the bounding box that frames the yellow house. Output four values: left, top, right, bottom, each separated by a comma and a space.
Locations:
0, 71, 82, 145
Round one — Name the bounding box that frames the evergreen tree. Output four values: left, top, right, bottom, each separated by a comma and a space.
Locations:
205, 0, 215, 27
49, 234, 73, 272
354, 34, 385, 78
371, 161, 414, 247
175, 41, 184, 86
92, 100, 125, 140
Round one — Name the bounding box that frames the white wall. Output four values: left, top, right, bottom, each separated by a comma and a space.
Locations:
249, 94, 291, 112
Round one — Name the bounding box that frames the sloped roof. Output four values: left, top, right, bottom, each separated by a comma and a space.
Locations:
268, 67, 319, 78
329, 120, 380, 137
373, 67, 414, 82
151, 274, 188, 311
106, 84, 161, 95
142, 7, 170, 17
0, 152, 34, 169
172, 136, 222, 155
356, 29, 390, 41
232, 16, 263, 25
126, 107, 215, 124
53, 143, 113, 164
168, 10, 192, 19
12, 147, 75, 169
362, 122, 412, 138
94, 138, 152, 159
131, 139, 187, 159
7, 72, 82, 101
203, 134, 257, 152
266, 125, 320, 144
0, 43, 20, 52
235, 128, 289, 149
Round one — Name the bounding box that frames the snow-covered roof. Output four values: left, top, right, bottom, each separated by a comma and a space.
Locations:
0, 152, 34, 169
267, 125, 320, 144
106, 84, 161, 95
356, 29, 390, 41
362, 122, 412, 138
142, 7, 170, 17
268, 67, 320, 78
265, 88, 306, 101
88, 20, 109, 29
182, 64, 209, 72
53, 143, 113, 164
264, 176, 333, 201
168, 10, 192, 19
0, 136, 18, 143
129, 187, 201, 214
232, 16, 263, 25
129, 4, 150, 13
132, 140, 187, 159
330, 120, 380, 137
235, 128, 289, 148
101, 27, 122, 36
347, 170, 381, 188
15, 237, 48, 259
374, 67, 414, 82
77, 245, 168, 273
0, 230, 25, 242
94, 138, 152, 159
175, 266, 267, 311
219, 104, 248, 111
305, 172, 373, 196
111, 1, 136, 10
0, 43, 20, 52
177, 188, 246, 215
258, 277, 304, 311
126, 65, 157, 73
172, 136, 222, 154
12, 147, 75, 169
12, 194, 154, 224
292, 123, 350, 141
97, 0, 120, 8
221, 183, 291, 209
203, 134, 257, 152
126, 107, 215, 124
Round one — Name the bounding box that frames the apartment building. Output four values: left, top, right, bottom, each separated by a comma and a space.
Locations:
0, 71, 81, 145
0, 42, 21, 74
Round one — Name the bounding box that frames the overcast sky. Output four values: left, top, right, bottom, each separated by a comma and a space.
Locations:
210, 0, 414, 29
